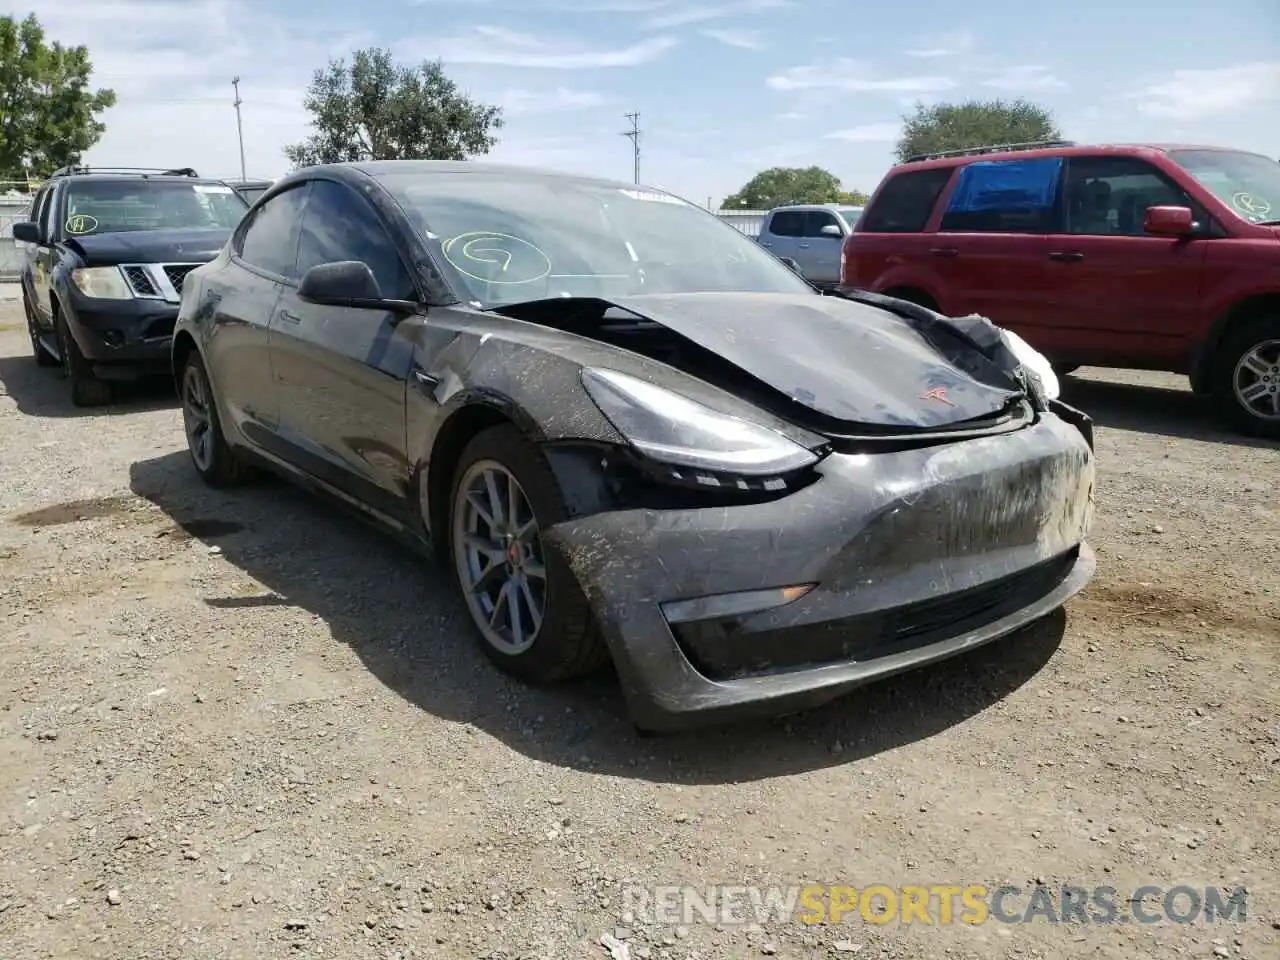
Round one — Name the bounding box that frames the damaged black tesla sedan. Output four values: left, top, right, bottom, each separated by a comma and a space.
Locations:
171, 160, 1096, 732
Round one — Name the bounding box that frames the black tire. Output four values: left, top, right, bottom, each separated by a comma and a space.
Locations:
1209, 316, 1280, 440
446, 424, 608, 683
1052, 363, 1080, 377
179, 350, 255, 487
25, 294, 58, 367
54, 310, 112, 407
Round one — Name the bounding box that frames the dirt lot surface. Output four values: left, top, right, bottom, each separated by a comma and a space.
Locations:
0, 300, 1276, 960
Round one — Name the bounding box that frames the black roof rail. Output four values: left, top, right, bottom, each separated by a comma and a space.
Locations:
903, 140, 1076, 163
47, 165, 201, 179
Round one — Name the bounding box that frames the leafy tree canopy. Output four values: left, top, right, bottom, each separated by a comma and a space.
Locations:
0, 13, 116, 182
722, 166, 867, 209
895, 98, 1062, 163
285, 48, 503, 168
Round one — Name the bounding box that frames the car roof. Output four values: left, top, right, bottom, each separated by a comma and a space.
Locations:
288, 159, 663, 197
768, 203, 860, 212
55, 173, 230, 186
894, 142, 1270, 172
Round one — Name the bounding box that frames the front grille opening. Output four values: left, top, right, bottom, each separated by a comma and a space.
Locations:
673, 547, 1080, 681
164, 265, 196, 293
123, 266, 158, 296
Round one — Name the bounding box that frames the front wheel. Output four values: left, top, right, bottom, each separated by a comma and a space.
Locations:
1210, 317, 1280, 440
55, 311, 111, 407
180, 351, 254, 486
447, 424, 608, 682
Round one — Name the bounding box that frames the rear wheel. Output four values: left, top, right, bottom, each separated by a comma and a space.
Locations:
180, 351, 254, 486
447, 424, 608, 682
1210, 316, 1280, 440
25, 294, 58, 367
55, 310, 112, 407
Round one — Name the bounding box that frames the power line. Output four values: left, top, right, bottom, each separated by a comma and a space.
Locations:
621, 111, 640, 185
231, 77, 246, 181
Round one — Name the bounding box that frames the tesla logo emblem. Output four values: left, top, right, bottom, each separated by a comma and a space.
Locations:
921, 385, 955, 406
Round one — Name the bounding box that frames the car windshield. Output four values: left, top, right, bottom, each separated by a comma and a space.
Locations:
378, 170, 815, 306
62, 179, 248, 236
1169, 149, 1280, 224
838, 207, 863, 224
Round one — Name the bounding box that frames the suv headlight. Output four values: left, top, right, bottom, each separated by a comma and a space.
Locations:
70, 266, 134, 300
581, 367, 819, 476
1001, 328, 1059, 401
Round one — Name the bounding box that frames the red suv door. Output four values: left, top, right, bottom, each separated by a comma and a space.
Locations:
922, 156, 1059, 338
1038, 155, 1209, 368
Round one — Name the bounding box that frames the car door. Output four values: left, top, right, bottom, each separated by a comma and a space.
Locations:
209, 182, 309, 450
756, 210, 802, 264
795, 210, 844, 285
1039, 155, 1209, 368
924, 156, 1058, 342
29, 184, 57, 326
269, 177, 420, 521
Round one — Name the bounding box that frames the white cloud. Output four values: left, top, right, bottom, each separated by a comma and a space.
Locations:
904, 29, 975, 58
1129, 62, 1280, 121
642, 0, 789, 29
402, 27, 679, 69
767, 59, 957, 94
701, 28, 766, 50
979, 65, 1066, 92
825, 122, 902, 143
498, 87, 610, 114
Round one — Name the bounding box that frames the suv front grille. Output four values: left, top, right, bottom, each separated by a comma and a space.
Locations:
119, 263, 202, 302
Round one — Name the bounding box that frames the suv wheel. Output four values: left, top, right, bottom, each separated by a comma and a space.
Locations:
25, 293, 58, 368
1211, 316, 1280, 440
54, 310, 112, 407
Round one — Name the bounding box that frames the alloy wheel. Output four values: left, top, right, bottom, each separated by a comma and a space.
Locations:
452, 459, 547, 656
182, 363, 215, 471
1232, 338, 1280, 421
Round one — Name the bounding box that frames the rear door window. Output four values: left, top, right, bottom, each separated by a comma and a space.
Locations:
859, 168, 954, 232
766, 211, 805, 237
939, 157, 1064, 233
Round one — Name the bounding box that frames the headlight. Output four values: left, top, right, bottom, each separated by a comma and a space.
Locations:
581, 367, 819, 476
70, 266, 134, 300
1001, 328, 1059, 401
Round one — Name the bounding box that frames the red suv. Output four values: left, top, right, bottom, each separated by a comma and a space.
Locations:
842, 141, 1280, 439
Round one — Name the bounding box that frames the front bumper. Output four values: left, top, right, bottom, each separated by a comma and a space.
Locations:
545, 411, 1096, 731
62, 292, 179, 376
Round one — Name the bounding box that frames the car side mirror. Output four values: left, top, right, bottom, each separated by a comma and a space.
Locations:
297, 260, 417, 313
1144, 205, 1196, 237
819, 223, 843, 237
11, 220, 42, 244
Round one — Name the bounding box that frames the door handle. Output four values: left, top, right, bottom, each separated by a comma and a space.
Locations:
412, 368, 438, 390
930, 247, 959, 257
278, 310, 302, 324
759, 240, 773, 247
1048, 251, 1084, 262
798, 242, 811, 249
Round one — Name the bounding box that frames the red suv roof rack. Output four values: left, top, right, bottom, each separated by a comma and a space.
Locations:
903, 140, 1076, 163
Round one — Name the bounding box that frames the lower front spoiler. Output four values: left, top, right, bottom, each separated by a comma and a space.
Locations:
616, 542, 1095, 733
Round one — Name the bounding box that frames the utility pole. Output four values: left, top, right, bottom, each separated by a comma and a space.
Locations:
232, 77, 247, 181
621, 112, 640, 184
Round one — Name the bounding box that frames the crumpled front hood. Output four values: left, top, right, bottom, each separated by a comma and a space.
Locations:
66, 227, 231, 266
604, 291, 1026, 429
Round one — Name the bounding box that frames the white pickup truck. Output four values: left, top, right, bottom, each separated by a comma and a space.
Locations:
755, 203, 862, 289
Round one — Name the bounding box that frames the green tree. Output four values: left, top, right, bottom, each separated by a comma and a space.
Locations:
722, 166, 844, 209
0, 13, 116, 183
285, 48, 503, 168
894, 98, 1062, 163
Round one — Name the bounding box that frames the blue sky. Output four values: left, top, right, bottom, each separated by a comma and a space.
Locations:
7, 0, 1279, 206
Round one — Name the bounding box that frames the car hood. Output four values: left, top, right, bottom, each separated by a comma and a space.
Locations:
596, 291, 1027, 430
65, 227, 231, 266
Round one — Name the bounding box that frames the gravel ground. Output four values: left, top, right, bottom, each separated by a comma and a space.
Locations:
0, 300, 1277, 960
